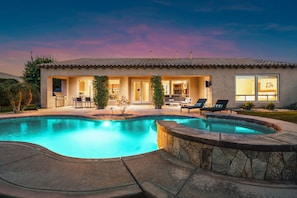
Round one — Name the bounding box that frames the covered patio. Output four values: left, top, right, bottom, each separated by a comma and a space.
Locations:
39, 57, 297, 110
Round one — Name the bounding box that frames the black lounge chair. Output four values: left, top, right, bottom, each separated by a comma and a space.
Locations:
180, 98, 207, 113
200, 99, 229, 113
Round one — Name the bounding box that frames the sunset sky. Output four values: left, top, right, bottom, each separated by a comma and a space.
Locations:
1, 0, 297, 76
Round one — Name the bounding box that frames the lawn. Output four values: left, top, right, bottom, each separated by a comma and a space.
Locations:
236, 110, 297, 124
0, 104, 38, 113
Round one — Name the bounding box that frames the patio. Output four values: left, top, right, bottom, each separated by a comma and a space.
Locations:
0, 106, 296, 197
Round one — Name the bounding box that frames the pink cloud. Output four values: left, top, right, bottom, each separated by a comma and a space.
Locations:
0, 24, 244, 75
0, 50, 29, 76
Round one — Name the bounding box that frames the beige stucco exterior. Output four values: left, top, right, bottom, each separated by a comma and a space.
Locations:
39, 58, 297, 109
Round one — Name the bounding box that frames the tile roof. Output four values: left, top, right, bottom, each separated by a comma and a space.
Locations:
0, 72, 22, 81
38, 58, 297, 69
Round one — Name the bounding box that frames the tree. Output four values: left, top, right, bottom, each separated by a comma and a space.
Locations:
1, 80, 33, 113
23, 54, 55, 103
93, 76, 109, 109
150, 76, 164, 109
0, 79, 18, 107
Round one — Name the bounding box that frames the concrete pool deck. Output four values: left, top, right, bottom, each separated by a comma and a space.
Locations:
0, 105, 296, 197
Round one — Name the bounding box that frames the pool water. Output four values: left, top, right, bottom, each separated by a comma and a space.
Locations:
0, 116, 275, 158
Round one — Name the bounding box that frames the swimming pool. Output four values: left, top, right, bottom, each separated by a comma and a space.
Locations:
0, 116, 275, 158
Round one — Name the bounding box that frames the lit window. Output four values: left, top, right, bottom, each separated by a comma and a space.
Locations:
109, 79, 120, 100
162, 80, 170, 95
235, 75, 278, 102
171, 80, 189, 96
235, 76, 255, 101
257, 76, 278, 101
79, 80, 86, 97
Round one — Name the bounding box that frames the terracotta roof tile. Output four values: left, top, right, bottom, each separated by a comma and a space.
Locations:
0, 72, 22, 81
38, 58, 297, 69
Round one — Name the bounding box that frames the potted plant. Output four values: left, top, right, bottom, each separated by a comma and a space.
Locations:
93, 76, 109, 109
150, 76, 164, 109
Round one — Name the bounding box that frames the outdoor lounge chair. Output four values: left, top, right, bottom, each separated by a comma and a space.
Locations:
200, 99, 229, 113
180, 98, 207, 113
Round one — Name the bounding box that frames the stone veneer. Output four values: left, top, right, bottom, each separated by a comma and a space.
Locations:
157, 115, 297, 181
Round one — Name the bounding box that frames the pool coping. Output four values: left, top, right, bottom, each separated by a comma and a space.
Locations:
156, 113, 297, 181
157, 113, 297, 152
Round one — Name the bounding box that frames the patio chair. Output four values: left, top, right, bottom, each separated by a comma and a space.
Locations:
85, 97, 93, 108
74, 97, 83, 108
180, 98, 207, 113
200, 99, 229, 113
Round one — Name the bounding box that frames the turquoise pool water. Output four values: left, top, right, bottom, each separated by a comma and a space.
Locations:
0, 116, 275, 158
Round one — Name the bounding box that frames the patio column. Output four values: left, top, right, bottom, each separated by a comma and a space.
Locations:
40, 74, 53, 108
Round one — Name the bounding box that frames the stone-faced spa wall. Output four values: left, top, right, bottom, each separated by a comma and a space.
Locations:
157, 116, 297, 181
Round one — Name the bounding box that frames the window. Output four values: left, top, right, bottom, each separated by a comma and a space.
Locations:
109, 79, 120, 100
78, 79, 93, 97
235, 75, 278, 102
53, 78, 62, 93
257, 76, 278, 101
235, 76, 255, 101
171, 80, 189, 96
162, 80, 189, 96
162, 80, 170, 95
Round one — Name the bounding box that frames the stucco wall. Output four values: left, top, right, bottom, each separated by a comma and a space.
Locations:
40, 67, 297, 108
209, 67, 297, 108
68, 77, 78, 106
119, 77, 129, 99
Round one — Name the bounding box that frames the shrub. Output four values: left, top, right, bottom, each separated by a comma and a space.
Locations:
265, 103, 275, 110
241, 102, 254, 110
0, 79, 18, 107
117, 96, 129, 115
288, 102, 297, 110
0, 106, 13, 112
93, 76, 109, 109
150, 76, 164, 109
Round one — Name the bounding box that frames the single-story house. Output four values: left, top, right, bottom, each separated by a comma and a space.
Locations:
38, 58, 297, 109
0, 72, 22, 82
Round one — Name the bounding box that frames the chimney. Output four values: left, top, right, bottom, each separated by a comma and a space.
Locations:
176, 50, 179, 58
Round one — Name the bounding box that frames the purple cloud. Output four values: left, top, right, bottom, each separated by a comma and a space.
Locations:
0, 23, 244, 75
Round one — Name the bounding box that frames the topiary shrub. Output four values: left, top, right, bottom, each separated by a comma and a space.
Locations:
265, 103, 275, 110
150, 76, 165, 109
93, 76, 109, 109
241, 102, 255, 110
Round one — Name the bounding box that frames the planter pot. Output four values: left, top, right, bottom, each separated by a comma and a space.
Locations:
155, 105, 162, 109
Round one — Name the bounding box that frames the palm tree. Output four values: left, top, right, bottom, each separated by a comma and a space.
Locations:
1, 81, 33, 113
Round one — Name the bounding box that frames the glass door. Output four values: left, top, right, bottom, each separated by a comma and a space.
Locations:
132, 81, 150, 104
